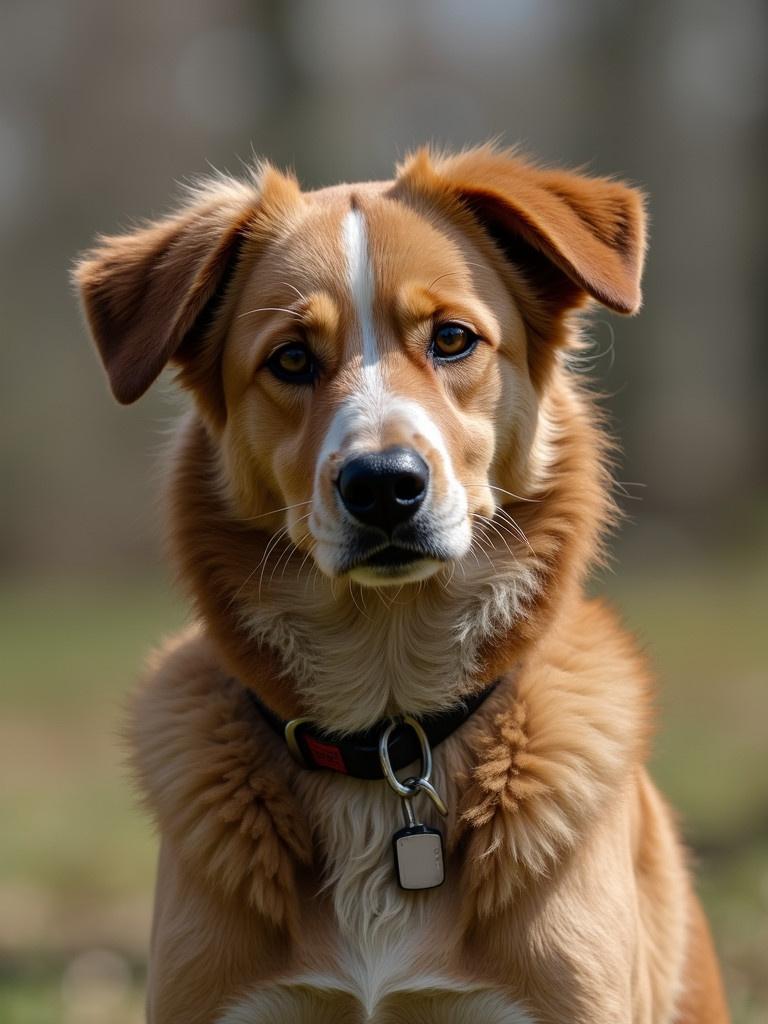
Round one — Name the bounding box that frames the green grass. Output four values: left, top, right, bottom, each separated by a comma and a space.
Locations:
0, 559, 766, 1021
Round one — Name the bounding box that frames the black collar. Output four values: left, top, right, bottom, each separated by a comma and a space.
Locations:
247, 681, 499, 780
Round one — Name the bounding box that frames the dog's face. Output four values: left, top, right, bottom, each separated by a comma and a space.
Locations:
75, 147, 645, 590
221, 189, 532, 586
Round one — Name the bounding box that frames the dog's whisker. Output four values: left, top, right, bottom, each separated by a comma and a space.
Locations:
491, 517, 529, 551
265, 514, 313, 587
462, 482, 541, 504
295, 539, 316, 585
240, 500, 312, 523
236, 305, 303, 320
278, 540, 310, 584
473, 514, 518, 562
494, 507, 535, 553
280, 281, 309, 304
348, 580, 370, 621
226, 525, 291, 609
269, 541, 298, 586
256, 527, 293, 600
439, 561, 458, 591
427, 261, 487, 290
468, 533, 495, 572
307, 559, 322, 594
470, 527, 494, 567
472, 519, 502, 549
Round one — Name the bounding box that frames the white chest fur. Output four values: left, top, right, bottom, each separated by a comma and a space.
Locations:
217, 985, 534, 1023
214, 750, 536, 1023
293, 761, 450, 1005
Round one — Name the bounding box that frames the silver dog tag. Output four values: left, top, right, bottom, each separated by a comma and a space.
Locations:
393, 798, 445, 890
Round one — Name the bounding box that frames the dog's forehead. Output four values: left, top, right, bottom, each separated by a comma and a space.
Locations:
246, 183, 478, 309
224, 181, 519, 390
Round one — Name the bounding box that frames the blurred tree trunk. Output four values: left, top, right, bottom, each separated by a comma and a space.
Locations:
579, 0, 766, 528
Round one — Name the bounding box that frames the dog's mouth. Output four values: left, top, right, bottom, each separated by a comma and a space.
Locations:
364, 545, 425, 568
308, 513, 471, 588
343, 542, 446, 585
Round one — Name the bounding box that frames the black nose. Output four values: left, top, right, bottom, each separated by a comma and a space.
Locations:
337, 447, 429, 532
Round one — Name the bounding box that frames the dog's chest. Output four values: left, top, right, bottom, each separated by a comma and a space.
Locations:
294, 768, 452, 981
215, 839, 536, 1024
223, 766, 531, 1023
216, 778, 534, 1023
259, 769, 464, 1011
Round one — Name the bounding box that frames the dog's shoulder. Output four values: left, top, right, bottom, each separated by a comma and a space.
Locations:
456, 594, 654, 916
133, 622, 225, 706
128, 625, 312, 927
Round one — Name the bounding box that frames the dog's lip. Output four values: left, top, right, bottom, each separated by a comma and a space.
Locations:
347, 542, 444, 572
361, 545, 426, 568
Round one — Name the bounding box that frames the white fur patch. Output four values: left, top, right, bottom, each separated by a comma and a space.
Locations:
342, 207, 384, 406
216, 971, 535, 1023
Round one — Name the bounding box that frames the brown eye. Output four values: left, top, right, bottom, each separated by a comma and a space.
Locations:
431, 323, 479, 362
266, 343, 317, 384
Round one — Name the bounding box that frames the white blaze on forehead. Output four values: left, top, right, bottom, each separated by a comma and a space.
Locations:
342, 208, 383, 398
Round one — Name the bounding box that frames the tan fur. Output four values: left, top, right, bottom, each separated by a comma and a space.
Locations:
76, 145, 729, 1022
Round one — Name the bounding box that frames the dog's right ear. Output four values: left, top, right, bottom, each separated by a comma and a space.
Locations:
73, 168, 301, 410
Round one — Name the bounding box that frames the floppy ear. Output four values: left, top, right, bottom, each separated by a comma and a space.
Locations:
396, 145, 647, 315
73, 178, 265, 406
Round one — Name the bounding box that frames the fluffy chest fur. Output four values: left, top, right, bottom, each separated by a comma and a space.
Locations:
213, 734, 539, 1023
130, 599, 690, 1024
240, 566, 538, 733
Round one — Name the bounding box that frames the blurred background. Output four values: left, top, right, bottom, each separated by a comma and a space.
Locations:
1, 1, 766, 1021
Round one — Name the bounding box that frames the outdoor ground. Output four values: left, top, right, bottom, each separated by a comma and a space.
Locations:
1, 551, 766, 1023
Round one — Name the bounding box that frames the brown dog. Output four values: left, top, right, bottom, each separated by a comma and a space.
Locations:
75, 146, 730, 1023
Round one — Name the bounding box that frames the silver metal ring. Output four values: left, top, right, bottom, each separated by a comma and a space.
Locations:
413, 777, 448, 816
378, 714, 433, 796
284, 717, 312, 765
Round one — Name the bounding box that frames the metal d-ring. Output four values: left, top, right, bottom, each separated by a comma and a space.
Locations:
284, 717, 312, 765
378, 715, 448, 816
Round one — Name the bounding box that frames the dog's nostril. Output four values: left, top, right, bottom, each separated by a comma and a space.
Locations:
344, 477, 376, 511
393, 471, 425, 504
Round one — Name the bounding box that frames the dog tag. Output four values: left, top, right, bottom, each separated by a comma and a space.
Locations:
393, 797, 445, 890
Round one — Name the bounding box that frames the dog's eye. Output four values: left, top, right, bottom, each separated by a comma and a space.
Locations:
430, 323, 479, 362
266, 343, 317, 384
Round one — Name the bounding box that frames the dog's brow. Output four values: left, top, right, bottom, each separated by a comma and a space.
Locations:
302, 292, 340, 336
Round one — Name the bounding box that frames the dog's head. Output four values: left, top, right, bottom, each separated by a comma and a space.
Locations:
75, 147, 645, 595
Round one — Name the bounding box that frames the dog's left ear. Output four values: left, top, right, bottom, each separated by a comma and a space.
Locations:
73, 167, 303, 414
396, 145, 647, 315
73, 181, 260, 408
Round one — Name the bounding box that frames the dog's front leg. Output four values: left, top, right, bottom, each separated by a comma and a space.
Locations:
146, 840, 291, 1024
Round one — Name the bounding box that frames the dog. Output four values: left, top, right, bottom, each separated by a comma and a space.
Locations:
74, 145, 730, 1023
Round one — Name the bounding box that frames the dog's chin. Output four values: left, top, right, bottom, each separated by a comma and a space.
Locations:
347, 556, 443, 588
311, 540, 448, 588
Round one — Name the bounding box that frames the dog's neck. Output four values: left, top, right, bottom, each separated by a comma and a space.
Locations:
169, 382, 611, 731
238, 564, 538, 733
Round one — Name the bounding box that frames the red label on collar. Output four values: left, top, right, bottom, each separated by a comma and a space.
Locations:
304, 735, 348, 773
